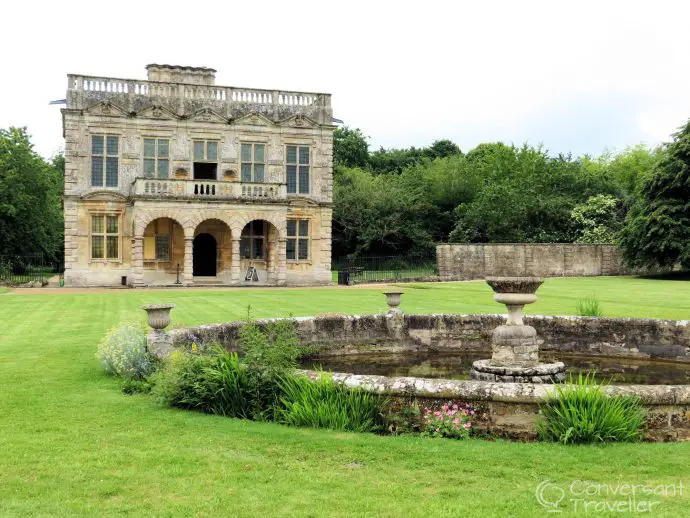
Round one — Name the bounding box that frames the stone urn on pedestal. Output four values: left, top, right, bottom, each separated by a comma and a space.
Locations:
469, 277, 566, 383
383, 291, 403, 314
142, 303, 175, 359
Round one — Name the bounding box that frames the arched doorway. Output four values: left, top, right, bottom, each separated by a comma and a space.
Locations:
193, 233, 217, 276
240, 219, 278, 284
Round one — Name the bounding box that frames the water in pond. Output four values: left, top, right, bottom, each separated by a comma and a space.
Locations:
300, 352, 690, 385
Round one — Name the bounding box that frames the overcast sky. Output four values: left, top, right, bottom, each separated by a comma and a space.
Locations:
4, 0, 690, 158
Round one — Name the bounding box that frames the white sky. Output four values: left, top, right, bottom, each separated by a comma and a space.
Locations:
3, 0, 690, 158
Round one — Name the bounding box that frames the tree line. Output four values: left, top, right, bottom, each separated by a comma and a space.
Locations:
1, 122, 689, 271
0, 128, 63, 263
332, 125, 690, 271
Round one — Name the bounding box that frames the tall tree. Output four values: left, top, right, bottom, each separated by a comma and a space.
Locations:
619, 120, 690, 269
0, 127, 64, 261
333, 126, 369, 169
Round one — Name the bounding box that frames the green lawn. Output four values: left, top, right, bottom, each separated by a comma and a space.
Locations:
1, 277, 689, 516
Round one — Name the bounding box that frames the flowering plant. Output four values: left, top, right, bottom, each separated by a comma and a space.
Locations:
422, 401, 474, 439
96, 322, 154, 380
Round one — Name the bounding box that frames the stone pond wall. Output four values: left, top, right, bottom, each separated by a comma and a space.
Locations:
169, 313, 690, 362
310, 372, 690, 441
163, 313, 690, 440
436, 243, 639, 280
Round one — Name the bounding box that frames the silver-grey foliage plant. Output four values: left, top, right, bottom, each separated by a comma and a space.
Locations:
97, 322, 155, 380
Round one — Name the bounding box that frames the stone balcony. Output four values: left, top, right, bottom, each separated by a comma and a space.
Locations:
66, 74, 333, 125
132, 178, 286, 202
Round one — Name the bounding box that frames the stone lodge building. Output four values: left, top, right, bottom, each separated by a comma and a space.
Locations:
62, 64, 334, 286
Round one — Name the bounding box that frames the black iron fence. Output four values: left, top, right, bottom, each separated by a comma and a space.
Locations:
0, 255, 64, 286
333, 253, 438, 285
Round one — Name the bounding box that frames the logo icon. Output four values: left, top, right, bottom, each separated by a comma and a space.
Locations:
536, 480, 565, 513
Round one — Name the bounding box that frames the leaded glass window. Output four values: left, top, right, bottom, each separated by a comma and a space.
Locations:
193, 140, 219, 161
240, 221, 265, 260
155, 234, 170, 261
286, 219, 310, 260
240, 143, 266, 182
91, 214, 119, 259
143, 138, 170, 179
286, 145, 309, 194
91, 135, 119, 187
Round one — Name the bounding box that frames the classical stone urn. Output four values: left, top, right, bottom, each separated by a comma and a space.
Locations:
469, 277, 566, 383
383, 291, 403, 314
142, 303, 176, 359
142, 303, 175, 330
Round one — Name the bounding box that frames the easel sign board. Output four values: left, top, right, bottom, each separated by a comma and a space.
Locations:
245, 266, 259, 282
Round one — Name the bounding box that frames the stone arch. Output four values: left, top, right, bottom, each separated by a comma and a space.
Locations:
187, 210, 235, 239
230, 210, 287, 239
133, 209, 193, 239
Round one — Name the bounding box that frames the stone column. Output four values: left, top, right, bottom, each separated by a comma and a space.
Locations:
183, 237, 193, 286
277, 238, 287, 286
131, 237, 144, 287
230, 238, 241, 284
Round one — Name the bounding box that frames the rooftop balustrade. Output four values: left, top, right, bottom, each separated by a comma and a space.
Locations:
66, 74, 332, 124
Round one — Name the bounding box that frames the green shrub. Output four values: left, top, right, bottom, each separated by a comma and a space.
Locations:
150, 350, 218, 410
576, 295, 602, 317
153, 318, 306, 421
121, 378, 153, 395
240, 319, 301, 376
238, 318, 302, 420
151, 347, 252, 416
96, 323, 154, 380
537, 373, 646, 444
276, 374, 386, 433
202, 350, 253, 418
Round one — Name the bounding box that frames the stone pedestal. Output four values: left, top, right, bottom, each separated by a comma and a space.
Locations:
470, 277, 566, 384
142, 303, 175, 359
147, 329, 174, 359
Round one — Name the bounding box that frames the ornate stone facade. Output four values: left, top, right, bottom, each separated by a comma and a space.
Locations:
62, 64, 334, 286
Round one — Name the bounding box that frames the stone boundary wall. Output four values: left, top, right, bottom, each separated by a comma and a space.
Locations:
436, 243, 639, 280
169, 313, 690, 363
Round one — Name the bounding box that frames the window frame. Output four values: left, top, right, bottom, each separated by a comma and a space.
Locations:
155, 234, 171, 262
285, 145, 310, 195
91, 134, 120, 188
192, 139, 219, 162
240, 221, 267, 261
143, 138, 170, 179
90, 213, 121, 262
286, 219, 311, 262
240, 142, 266, 183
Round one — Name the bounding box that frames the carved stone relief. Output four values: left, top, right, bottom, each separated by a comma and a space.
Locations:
173, 133, 189, 160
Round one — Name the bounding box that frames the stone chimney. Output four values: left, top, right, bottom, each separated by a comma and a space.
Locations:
145, 64, 216, 85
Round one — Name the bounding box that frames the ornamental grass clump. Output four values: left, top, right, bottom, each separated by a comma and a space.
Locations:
276, 374, 386, 433
152, 316, 303, 421
422, 401, 474, 439
96, 322, 154, 380
537, 373, 646, 444
576, 295, 603, 317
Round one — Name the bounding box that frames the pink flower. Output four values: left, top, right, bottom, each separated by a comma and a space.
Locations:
452, 404, 458, 410
453, 418, 461, 424
464, 422, 472, 429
